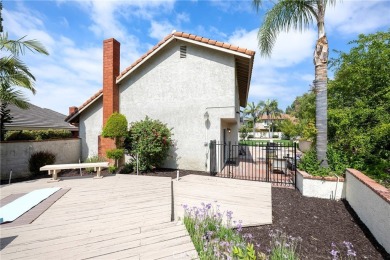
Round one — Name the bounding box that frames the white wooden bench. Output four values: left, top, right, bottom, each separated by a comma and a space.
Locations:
40, 162, 110, 182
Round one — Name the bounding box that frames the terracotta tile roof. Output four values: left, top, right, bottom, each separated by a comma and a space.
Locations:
65, 89, 103, 122
117, 31, 255, 81
66, 31, 255, 122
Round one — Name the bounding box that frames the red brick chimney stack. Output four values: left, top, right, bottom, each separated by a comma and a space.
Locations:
103, 38, 120, 124
99, 38, 120, 158
68, 106, 78, 115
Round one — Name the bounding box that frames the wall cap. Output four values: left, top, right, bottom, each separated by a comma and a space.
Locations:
297, 169, 345, 182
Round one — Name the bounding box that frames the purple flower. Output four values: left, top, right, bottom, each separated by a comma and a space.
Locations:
330, 249, 339, 259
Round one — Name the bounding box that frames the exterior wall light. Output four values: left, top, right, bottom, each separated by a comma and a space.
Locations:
227, 128, 231, 133
204, 111, 209, 121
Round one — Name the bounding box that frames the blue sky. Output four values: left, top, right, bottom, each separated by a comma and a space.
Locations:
3, 0, 390, 115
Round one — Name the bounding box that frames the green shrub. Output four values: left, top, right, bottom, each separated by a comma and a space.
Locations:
101, 113, 128, 142
125, 116, 172, 172
108, 165, 117, 173
272, 134, 279, 138
247, 134, 254, 139
84, 155, 106, 173
106, 148, 124, 167
119, 162, 134, 174
5, 131, 35, 141
29, 151, 56, 176
5, 129, 72, 141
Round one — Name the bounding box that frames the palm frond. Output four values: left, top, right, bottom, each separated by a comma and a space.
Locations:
252, 0, 264, 12
257, 0, 318, 56
0, 85, 30, 109
0, 32, 49, 56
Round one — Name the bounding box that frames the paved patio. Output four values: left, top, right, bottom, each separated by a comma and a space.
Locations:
1, 174, 272, 259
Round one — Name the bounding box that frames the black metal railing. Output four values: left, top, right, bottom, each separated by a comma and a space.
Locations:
209, 140, 297, 187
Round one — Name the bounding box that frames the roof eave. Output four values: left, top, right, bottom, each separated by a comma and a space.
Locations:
66, 93, 103, 123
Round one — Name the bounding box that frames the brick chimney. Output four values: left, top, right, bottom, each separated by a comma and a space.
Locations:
99, 38, 120, 158
68, 106, 78, 115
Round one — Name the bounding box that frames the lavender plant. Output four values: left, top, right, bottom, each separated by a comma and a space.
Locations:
330, 241, 357, 259
182, 202, 301, 260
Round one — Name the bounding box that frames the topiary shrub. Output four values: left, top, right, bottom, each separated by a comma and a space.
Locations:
29, 151, 56, 176
106, 148, 124, 167
102, 113, 128, 166
102, 113, 128, 144
125, 116, 172, 172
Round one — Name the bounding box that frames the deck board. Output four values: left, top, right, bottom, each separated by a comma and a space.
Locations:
173, 175, 272, 227
1, 174, 272, 259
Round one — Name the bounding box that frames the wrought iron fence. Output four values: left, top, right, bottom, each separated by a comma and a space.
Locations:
210, 140, 297, 187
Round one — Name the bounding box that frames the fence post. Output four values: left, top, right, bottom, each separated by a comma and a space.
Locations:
209, 140, 216, 176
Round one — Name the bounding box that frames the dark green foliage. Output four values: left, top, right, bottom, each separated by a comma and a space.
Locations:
298, 146, 349, 177
5, 129, 72, 141
28, 151, 56, 175
108, 165, 117, 173
119, 162, 134, 174
101, 112, 128, 142
0, 102, 12, 141
328, 30, 390, 184
272, 134, 279, 138
125, 116, 172, 172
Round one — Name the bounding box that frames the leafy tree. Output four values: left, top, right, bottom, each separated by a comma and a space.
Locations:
258, 99, 282, 138
0, 32, 49, 140
125, 117, 172, 172
253, 0, 338, 166
243, 102, 260, 137
0, 101, 12, 141
239, 124, 249, 140
102, 112, 128, 167
328, 30, 390, 181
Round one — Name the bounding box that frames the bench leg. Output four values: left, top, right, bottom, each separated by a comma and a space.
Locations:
48, 170, 60, 183
94, 167, 103, 179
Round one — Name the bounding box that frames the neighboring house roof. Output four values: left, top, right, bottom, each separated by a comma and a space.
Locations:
258, 114, 295, 121
65, 31, 255, 122
4, 103, 78, 131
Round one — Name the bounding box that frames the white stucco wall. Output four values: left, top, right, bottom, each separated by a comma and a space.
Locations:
119, 40, 238, 171
79, 98, 103, 160
345, 169, 390, 253
296, 170, 345, 200
0, 139, 80, 180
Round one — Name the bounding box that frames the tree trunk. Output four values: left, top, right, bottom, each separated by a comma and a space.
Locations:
313, 30, 328, 166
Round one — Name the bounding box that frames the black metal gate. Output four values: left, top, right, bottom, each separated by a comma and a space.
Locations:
209, 140, 297, 187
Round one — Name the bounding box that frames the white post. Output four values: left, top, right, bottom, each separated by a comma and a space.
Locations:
177, 170, 179, 181
136, 153, 139, 176
79, 158, 82, 176
8, 169, 12, 185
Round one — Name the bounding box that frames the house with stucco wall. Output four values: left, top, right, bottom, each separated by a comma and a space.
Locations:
66, 32, 255, 172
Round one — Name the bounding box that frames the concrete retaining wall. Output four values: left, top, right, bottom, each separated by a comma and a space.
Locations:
296, 170, 345, 200
345, 168, 390, 253
0, 139, 80, 180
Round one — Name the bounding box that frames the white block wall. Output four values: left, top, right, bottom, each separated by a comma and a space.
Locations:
0, 139, 80, 180
345, 169, 390, 253
296, 170, 345, 200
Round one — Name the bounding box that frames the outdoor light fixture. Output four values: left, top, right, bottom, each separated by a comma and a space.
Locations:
204, 111, 209, 121
227, 128, 231, 133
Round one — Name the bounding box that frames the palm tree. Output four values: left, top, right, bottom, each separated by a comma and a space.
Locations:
253, 0, 335, 166
243, 101, 260, 137
0, 33, 49, 140
258, 99, 281, 138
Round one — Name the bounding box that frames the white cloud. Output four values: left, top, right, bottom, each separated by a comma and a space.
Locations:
228, 28, 316, 68
176, 12, 190, 23
326, 1, 390, 35
149, 20, 175, 40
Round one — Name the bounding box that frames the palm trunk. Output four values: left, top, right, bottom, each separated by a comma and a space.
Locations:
314, 14, 328, 166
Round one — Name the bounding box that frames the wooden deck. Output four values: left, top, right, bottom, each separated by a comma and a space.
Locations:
174, 175, 272, 227
1, 174, 272, 259
0, 175, 197, 259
